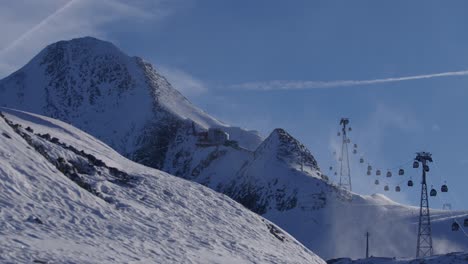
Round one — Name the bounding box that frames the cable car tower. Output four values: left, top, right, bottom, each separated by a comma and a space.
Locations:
414, 152, 433, 258
338, 118, 352, 191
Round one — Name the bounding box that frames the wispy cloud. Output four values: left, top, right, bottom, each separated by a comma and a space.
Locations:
158, 66, 208, 97
0, 0, 173, 78
231, 70, 468, 91
0, 0, 78, 58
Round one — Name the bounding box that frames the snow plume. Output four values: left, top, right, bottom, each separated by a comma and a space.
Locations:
326, 104, 420, 203
231, 70, 468, 91
158, 66, 208, 96
433, 238, 465, 255
325, 196, 417, 259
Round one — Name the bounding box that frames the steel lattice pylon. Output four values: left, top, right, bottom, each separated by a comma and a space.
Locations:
338, 118, 352, 191
415, 152, 433, 258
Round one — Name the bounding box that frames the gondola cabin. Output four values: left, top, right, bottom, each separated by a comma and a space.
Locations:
424, 165, 430, 172
452, 222, 460, 231
360, 158, 364, 163
413, 161, 419, 168
367, 170, 371, 176
398, 169, 404, 175
430, 188, 437, 197
395, 186, 401, 192
386, 171, 392, 177
441, 184, 448, 193
384, 185, 389, 191
376, 170, 381, 176
375, 180, 379, 185
407, 180, 414, 187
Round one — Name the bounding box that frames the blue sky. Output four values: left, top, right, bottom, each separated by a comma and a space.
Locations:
1, 0, 468, 209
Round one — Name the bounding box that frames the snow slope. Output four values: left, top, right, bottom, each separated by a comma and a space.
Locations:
0, 108, 324, 264
328, 252, 468, 264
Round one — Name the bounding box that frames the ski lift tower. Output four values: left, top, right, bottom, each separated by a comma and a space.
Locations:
338, 118, 352, 191
414, 152, 434, 258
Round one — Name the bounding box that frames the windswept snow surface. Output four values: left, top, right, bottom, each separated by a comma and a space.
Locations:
0, 108, 324, 264
328, 252, 468, 264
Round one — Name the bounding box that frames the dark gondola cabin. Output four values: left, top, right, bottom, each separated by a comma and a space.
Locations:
395, 186, 401, 192
386, 171, 392, 177
375, 180, 379, 185
413, 161, 419, 168
424, 165, 430, 172
452, 222, 460, 231
398, 169, 404, 176
360, 158, 364, 163
408, 180, 414, 187
441, 184, 448, 193
376, 170, 381, 176
384, 185, 389, 191
353, 149, 357, 154
430, 188, 437, 197
367, 170, 371, 176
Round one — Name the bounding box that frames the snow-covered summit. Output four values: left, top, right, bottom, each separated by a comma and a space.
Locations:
255, 128, 320, 173
0, 37, 262, 168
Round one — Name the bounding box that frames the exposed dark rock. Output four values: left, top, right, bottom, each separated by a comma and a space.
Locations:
1, 132, 11, 139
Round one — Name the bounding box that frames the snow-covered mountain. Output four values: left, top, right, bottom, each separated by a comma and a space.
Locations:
0, 107, 324, 263
0, 37, 324, 232
0, 37, 467, 260
0, 36, 262, 168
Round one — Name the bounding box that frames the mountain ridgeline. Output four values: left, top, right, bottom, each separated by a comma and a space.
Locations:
0, 37, 323, 215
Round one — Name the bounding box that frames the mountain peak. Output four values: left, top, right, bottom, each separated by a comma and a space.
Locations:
43, 36, 123, 56
255, 128, 319, 171
30, 37, 128, 74
50, 36, 114, 46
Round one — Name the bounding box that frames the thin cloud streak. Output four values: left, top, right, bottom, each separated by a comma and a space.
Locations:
0, 0, 172, 78
231, 70, 468, 91
0, 0, 78, 57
